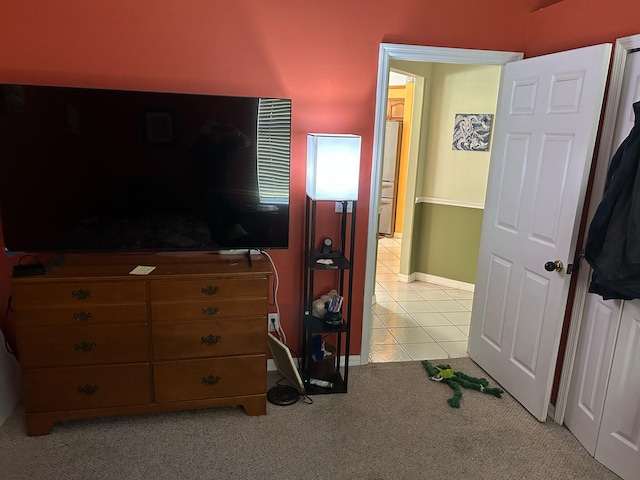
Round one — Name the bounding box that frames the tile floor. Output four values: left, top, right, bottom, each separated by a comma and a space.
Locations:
369, 236, 472, 363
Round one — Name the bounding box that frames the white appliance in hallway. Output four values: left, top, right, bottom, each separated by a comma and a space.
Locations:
379, 120, 402, 236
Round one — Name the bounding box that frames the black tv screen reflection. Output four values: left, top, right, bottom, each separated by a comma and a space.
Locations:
0, 84, 291, 253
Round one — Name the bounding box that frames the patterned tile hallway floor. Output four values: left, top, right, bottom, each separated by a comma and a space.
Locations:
369, 236, 472, 363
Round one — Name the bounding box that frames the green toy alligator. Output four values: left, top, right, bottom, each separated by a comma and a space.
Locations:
421, 360, 504, 408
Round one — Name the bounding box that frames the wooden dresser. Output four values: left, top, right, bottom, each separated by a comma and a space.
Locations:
11, 252, 271, 435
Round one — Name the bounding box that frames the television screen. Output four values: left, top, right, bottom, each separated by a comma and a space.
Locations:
0, 84, 291, 253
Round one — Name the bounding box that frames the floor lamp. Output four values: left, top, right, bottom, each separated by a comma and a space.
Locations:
302, 133, 361, 394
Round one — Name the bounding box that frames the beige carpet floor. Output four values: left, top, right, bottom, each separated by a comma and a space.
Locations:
0, 357, 621, 479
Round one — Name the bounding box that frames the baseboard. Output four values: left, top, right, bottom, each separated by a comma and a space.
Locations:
267, 358, 279, 372
547, 403, 557, 423
396, 272, 415, 283
414, 273, 475, 292
267, 355, 362, 372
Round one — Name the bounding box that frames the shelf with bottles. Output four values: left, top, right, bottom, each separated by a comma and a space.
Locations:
304, 330, 347, 395
301, 195, 356, 395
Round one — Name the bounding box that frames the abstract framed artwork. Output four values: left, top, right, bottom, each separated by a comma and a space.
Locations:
452, 113, 493, 152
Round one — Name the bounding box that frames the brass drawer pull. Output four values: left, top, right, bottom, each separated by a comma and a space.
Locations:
201, 375, 221, 386
74, 341, 96, 353
201, 334, 222, 345
73, 311, 93, 322
72, 289, 91, 300
202, 306, 220, 317
78, 384, 99, 395
201, 285, 219, 296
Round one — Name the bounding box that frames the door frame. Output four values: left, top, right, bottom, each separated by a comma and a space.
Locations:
553, 33, 640, 424
361, 44, 523, 363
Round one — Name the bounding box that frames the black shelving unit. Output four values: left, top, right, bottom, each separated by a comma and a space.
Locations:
301, 195, 356, 394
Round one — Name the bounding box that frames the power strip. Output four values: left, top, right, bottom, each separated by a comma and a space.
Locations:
13, 263, 46, 277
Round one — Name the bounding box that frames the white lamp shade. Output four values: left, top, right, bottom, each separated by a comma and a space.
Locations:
306, 134, 361, 201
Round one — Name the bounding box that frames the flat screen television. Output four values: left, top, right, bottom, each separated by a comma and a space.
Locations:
0, 84, 291, 254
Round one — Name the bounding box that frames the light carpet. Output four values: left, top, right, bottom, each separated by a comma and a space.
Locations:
0, 357, 620, 479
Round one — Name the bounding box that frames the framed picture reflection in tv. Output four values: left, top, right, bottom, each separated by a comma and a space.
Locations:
145, 110, 174, 144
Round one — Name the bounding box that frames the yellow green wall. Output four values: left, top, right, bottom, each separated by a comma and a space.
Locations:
414, 203, 484, 284
417, 64, 500, 283
419, 64, 501, 204
388, 62, 501, 284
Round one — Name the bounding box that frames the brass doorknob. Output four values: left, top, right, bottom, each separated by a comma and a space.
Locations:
544, 260, 563, 272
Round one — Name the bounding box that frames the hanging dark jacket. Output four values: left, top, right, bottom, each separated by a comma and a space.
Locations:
584, 101, 640, 299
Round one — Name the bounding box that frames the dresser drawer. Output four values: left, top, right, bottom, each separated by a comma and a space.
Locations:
18, 323, 149, 368
152, 317, 266, 360
151, 298, 266, 321
150, 278, 268, 302
14, 303, 147, 328
22, 363, 151, 413
153, 355, 266, 403
12, 281, 146, 307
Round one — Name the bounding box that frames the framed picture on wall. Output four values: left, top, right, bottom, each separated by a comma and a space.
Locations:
452, 113, 493, 152
145, 110, 174, 144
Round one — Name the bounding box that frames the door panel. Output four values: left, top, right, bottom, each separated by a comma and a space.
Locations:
595, 300, 640, 479
469, 43, 612, 421
564, 296, 620, 454
496, 133, 529, 231
530, 134, 573, 246
511, 269, 548, 377
481, 255, 511, 349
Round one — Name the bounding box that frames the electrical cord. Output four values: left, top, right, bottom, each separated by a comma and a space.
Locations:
17, 254, 41, 266
275, 375, 313, 404
260, 250, 286, 344
260, 250, 315, 404
1, 295, 17, 357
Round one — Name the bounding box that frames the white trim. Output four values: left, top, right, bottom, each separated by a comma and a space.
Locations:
415, 196, 484, 209
379, 43, 523, 65
362, 44, 523, 365
348, 355, 363, 367
396, 272, 415, 283
267, 358, 280, 372
267, 355, 362, 372
547, 402, 556, 421
414, 273, 475, 292
553, 34, 640, 426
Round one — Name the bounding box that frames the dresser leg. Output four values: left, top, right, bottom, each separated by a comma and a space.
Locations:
25, 414, 56, 436
241, 396, 267, 416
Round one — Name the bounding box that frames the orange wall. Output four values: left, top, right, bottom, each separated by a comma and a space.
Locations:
4, 1, 640, 357
525, 0, 640, 56
0, 1, 529, 356
386, 84, 414, 234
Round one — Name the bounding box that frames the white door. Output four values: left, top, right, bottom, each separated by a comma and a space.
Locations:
468, 44, 612, 421
595, 300, 640, 480
564, 49, 640, 457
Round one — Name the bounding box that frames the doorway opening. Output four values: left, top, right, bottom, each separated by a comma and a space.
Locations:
370, 68, 477, 362
361, 44, 523, 364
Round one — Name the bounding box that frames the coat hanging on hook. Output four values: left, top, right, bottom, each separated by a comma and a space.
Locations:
584, 101, 640, 299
